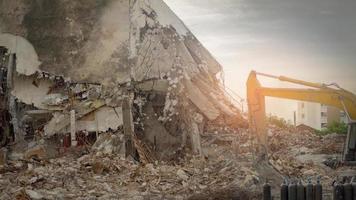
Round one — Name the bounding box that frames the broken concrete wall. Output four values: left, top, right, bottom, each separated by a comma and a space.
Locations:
2, 0, 108, 79
12, 75, 53, 109
140, 102, 182, 159
0, 0, 221, 85
76, 106, 123, 133
0, 34, 40, 76
0, 0, 245, 160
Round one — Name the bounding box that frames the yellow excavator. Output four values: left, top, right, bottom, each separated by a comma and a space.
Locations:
247, 71, 356, 162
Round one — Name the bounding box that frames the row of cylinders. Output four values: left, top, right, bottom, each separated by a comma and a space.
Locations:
333, 181, 356, 200
263, 179, 322, 200
263, 179, 356, 200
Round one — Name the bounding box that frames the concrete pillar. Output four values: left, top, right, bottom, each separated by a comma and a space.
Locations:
122, 95, 135, 158
190, 113, 203, 155
70, 110, 77, 146
6, 54, 22, 142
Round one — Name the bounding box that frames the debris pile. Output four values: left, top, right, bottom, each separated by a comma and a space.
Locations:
0, 129, 262, 200
267, 124, 349, 197
318, 133, 346, 154
269, 125, 321, 151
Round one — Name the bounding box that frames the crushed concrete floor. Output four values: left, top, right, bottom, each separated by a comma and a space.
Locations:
1, 124, 355, 199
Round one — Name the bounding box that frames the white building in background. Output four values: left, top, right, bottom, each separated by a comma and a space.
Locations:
297, 102, 347, 130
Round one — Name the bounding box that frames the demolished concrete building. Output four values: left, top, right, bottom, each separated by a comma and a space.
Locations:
1, 1, 353, 199
0, 0, 245, 161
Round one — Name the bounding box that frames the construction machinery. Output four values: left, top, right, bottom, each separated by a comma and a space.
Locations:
247, 71, 356, 162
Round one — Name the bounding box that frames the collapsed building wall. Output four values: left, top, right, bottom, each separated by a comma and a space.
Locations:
0, 0, 245, 161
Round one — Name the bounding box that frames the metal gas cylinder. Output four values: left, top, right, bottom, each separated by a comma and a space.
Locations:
314, 178, 322, 200
333, 182, 344, 200
264, 181, 272, 200
351, 177, 356, 200
344, 181, 353, 200
306, 179, 314, 200
297, 180, 306, 200
281, 179, 289, 200
289, 181, 297, 200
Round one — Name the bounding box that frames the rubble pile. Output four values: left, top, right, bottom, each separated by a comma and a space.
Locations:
268, 125, 321, 151
267, 124, 351, 197
0, 129, 262, 200
317, 133, 346, 154
269, 125, 323, 172
268, 124, 345, 165
0, 110, 351, 199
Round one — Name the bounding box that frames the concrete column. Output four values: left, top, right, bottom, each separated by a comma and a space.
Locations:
6, 54, 22, 142
70, 110, 77, 146
122, 95, 135, 158
190, 122, 202, 155
190, 113, 203, 155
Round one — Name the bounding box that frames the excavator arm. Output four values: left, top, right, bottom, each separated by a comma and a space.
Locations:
247, 71, 356, 161
260, 88, 356, 119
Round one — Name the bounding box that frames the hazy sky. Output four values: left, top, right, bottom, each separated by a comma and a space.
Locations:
165, 0, 356, 121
